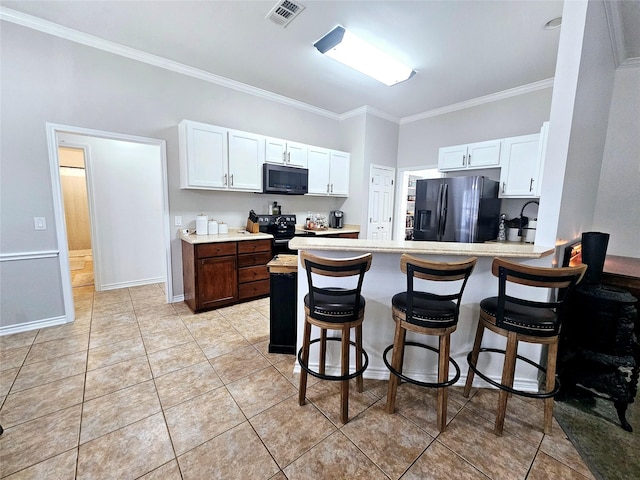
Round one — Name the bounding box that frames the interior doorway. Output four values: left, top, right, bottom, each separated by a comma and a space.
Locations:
394, 167, 441, 240
47, 123, 172, 322
59, 146, 94, 291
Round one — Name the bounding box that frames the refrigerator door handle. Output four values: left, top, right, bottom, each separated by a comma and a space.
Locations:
435, 183, 444, 240
441, 183, 449, 238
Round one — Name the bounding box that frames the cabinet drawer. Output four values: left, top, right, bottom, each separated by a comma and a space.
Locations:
237, 251, 273, 268
238, 240, 272, 254
238, 265, 269, 283
196, 242, 237, 259
239, 279, 270, 299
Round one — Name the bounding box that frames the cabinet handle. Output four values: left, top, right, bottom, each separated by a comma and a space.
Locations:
502, 182, 506, 193
230, 174, 234, 186
330, 184, 333, 193
282, 152, 287, 163
462, 154, 466, 166
468, 154, 471, 165
327, 183, 330, 193
224, 174, 228, 186
287, 152, 291, 163
529, 178, 534, 192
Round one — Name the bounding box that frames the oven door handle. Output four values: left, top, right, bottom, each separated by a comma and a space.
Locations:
273, 238, 293, 245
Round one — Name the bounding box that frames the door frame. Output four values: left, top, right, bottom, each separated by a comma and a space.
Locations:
46, 123, 172, 321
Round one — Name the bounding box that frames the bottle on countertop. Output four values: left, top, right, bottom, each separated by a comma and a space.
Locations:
497, 214, 507, 242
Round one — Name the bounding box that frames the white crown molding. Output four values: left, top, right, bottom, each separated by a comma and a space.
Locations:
339, 106, 400, 124
399, 78, 555, 125
1, 7, 558, 127
0, 7, 341, 121
603, 0, 627, 68
619, 57, 640, 69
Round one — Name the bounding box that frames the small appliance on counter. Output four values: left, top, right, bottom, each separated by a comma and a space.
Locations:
329, 210, 344, 228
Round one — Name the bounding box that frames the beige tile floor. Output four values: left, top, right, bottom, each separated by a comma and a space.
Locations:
0, 282, 597, 479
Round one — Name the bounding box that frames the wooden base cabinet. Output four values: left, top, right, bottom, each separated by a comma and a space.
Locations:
182, 239, 272, 313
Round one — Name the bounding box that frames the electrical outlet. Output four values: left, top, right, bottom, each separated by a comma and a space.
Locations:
34, 217, 47, 230
175, 216, 182, 226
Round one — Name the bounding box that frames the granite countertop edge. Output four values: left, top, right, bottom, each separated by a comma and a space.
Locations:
288, 237, 554, 259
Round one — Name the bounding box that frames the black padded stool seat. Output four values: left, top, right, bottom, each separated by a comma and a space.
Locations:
479, 297, 559, 337
392, 293, 458, 329
385, 254, 477, 432
298, 251, 372, 424
464, 258, 587, 435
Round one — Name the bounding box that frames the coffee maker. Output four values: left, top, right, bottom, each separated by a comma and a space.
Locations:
329, 210, 344, 228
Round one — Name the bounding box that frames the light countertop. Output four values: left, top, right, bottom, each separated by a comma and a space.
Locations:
294, 224, 360, 236
288, 236, 554, 258
179, 229, 273, 244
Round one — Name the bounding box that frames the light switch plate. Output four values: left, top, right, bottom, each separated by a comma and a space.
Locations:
34, 217, 47, 230
175, 216, 182, 226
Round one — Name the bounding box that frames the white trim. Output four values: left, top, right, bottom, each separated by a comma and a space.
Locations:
604, 0, 627, 68
2, 7, 557, 126
400, 78, 555, 124
100, 277, 166, 291
619, 57, 640, 69
0, 315, 69, 336
0, 250, 59, 261
0, 7, 340, 121
172, 294, 185, 304
45, 123, 174, 311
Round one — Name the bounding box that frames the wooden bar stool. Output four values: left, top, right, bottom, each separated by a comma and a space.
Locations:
463, 258, 586, 435
297, 251, 373, 424
384, 254, 477, 432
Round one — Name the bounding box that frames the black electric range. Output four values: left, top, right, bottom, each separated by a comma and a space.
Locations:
256, 214, 297, 255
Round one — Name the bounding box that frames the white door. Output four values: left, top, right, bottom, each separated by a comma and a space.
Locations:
367, 165, 395, 240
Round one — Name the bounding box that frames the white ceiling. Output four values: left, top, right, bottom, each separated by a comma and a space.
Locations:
1, 1, 638, 120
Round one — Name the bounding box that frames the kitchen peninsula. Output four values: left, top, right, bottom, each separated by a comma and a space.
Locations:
288, 236, 555, 391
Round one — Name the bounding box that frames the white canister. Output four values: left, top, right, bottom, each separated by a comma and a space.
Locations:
524, 220, 537, 243
208, 220, 218, 235
196, 215, 208, 235
218, 222, 228, 234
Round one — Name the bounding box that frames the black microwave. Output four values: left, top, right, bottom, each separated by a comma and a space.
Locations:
262, 163, 308, 195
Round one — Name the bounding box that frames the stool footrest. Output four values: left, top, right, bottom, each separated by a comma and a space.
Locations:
298, 337, 369, 381
383, 341, 461, 388
466, 348, 560, 399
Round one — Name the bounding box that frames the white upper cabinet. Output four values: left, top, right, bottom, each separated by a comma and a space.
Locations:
265, 137, 308, 168
499, 125, 546, 198
179, 120, 228, 189
179, 120, 263, 191
307, 146, 350, 196
438, 139, 501, 171
227, 129, 264, 192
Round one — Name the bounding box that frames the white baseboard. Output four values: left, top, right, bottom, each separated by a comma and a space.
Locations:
0, 315, 70, 336
172, 295, 185, 303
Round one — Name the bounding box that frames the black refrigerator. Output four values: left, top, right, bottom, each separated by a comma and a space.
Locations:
413, 176, 501, 243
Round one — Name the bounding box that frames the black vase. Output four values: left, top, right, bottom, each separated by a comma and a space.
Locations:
581, 232, 610, 284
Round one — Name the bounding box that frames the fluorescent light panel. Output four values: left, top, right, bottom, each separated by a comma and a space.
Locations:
314, 26, 415, 86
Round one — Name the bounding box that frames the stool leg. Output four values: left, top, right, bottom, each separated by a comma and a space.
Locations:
319, 328, 327, 376
495, 331, 518, 435
386, 318, 406, 414
340, 324, 350, 424
464, 320, 485, 398
299, 320, 312, 406
437, 333, 451, 432
543, 339, 559, 434
356, 323, 364, 393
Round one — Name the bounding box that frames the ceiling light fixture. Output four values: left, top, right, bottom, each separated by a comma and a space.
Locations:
314, 25, 415, 86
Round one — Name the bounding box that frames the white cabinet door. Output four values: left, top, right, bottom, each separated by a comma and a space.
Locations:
438, 144, 468, 171
179, 120, 227, 189
265, 137, 286, 165
286, 141, 308, 168
499, 133, 542, 198
467, 139, 501, 168
228, 129, 264, 192
438, 140, 501, 171
307, 146, 331, 194
329, 151, 349, 196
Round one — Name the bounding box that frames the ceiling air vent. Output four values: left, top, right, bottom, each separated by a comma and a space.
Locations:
266, 0, 305, 27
